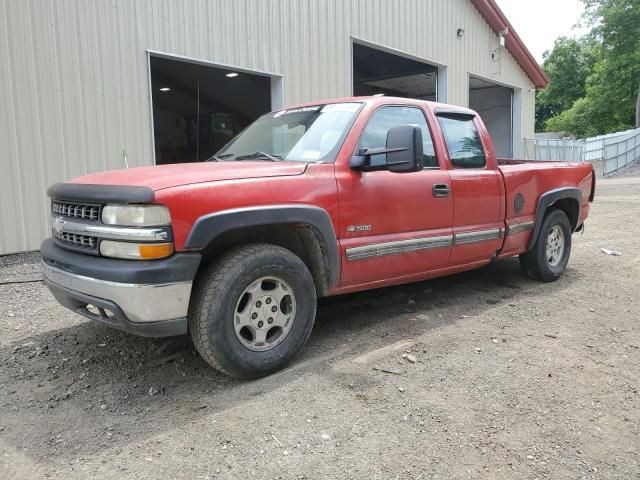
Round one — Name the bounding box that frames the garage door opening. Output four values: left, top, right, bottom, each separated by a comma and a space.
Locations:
469, 76, 514, 158
353, 43, 438, 101
149, 56, 273, 165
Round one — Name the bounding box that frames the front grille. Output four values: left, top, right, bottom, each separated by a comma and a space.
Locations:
52, 201, 100, 221
53, 230, 98, 251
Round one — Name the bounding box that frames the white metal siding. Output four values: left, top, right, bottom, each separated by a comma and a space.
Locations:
0, 0, 536, 254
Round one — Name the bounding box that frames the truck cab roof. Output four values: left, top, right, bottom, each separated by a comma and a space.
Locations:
280, 95, 478, 117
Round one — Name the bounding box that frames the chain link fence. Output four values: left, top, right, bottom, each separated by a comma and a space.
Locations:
603, 128, 640, 176
524, 127, 640, 176
523, 138, 585, 162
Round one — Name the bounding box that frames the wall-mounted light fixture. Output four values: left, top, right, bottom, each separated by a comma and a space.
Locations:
226, 72, 239, 78
159, 87, 171, 92
457, 28, 465, 38
499, 28, 509, 48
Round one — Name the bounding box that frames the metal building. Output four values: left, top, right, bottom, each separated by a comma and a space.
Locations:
0, 0, 548, 255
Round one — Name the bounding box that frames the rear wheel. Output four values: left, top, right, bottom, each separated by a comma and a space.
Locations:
189, 244, 317, 378
519, 209, 572, 282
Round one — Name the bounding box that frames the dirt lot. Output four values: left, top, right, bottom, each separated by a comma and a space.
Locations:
1, 175, 639, 480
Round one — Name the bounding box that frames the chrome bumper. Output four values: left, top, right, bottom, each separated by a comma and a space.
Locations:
42, 262, 192, 324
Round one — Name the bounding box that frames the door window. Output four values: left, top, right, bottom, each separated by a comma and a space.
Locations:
358, 106, 437, 167
437, 115, 486, 168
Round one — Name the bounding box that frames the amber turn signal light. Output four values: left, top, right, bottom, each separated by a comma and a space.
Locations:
99, 240, 174, 260
138, 243, 175, 259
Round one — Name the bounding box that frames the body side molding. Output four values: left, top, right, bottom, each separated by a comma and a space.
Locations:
454, 228, 502, 245
346, 234, 453, 261
184, 205, 340, 288
528, 187, 582, 250
345, 227, 505, 262
507, 220, 535, 235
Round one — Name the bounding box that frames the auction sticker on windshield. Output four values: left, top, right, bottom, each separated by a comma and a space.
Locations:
273, 106, 321, 118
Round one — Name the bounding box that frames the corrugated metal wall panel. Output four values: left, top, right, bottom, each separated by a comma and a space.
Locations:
0, 0, 536, 254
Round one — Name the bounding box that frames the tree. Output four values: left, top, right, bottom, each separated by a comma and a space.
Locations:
535, 37, 598, 131
545, 98, 601, 138
541, 0, 640, 136
584, 0, 640, 130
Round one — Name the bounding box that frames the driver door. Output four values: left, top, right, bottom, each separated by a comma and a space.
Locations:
336, 105, 454, 287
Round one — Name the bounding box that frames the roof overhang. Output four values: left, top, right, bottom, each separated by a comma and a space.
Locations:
470, 0, 549, 89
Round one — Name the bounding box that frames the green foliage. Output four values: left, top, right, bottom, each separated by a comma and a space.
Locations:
538, 0, 640, 136
545, 98, 600, 137
535, 37, 598, 131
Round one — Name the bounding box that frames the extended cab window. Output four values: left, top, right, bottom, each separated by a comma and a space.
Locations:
437, 115, 486, 168
359, 106, 437, 168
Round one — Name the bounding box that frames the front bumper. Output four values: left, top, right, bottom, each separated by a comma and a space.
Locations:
41, 238, 201, 337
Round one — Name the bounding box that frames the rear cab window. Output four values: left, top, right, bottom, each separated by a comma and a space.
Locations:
436, 115, 486, 169
358, 106, 438, 168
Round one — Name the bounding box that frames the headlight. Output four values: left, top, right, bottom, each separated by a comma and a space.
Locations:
100, 240, 174, 260
102, 205, 171, 226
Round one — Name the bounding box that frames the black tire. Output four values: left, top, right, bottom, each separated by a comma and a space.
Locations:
519, 209, 572, 282
188, 243, 317, 378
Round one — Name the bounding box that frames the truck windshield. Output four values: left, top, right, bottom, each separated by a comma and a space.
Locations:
215, 103, 362, 163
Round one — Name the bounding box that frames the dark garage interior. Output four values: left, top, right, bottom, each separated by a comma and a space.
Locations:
150, 56, 272, 164
353, 43, 438, 101
469, 76, 514, 158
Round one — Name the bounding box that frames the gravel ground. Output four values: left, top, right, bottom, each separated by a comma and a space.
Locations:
1, 175, 639, 480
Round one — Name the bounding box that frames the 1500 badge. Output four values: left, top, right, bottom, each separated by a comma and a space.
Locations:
347, 225, 372, 233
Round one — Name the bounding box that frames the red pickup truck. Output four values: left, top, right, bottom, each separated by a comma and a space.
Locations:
42, 96, 595, 378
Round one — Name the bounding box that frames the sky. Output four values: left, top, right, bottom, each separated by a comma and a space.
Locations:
495, 0, 589, 63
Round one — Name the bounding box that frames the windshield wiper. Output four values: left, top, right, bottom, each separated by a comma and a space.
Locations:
234, 151, 283, 162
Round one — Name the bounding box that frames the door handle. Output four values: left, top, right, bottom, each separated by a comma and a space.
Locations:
432, 184, 451, 198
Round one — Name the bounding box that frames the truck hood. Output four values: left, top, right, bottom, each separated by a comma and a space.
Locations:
71, 161, 308, 191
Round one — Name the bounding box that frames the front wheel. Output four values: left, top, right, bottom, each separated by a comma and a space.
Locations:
519, 209, 572, 282
189, 244, 317, 378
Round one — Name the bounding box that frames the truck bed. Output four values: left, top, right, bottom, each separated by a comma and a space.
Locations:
495, 159, 595, 257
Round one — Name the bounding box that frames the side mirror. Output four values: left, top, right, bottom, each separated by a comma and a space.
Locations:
386, 125, 424, 173
350, 124, 423, 173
